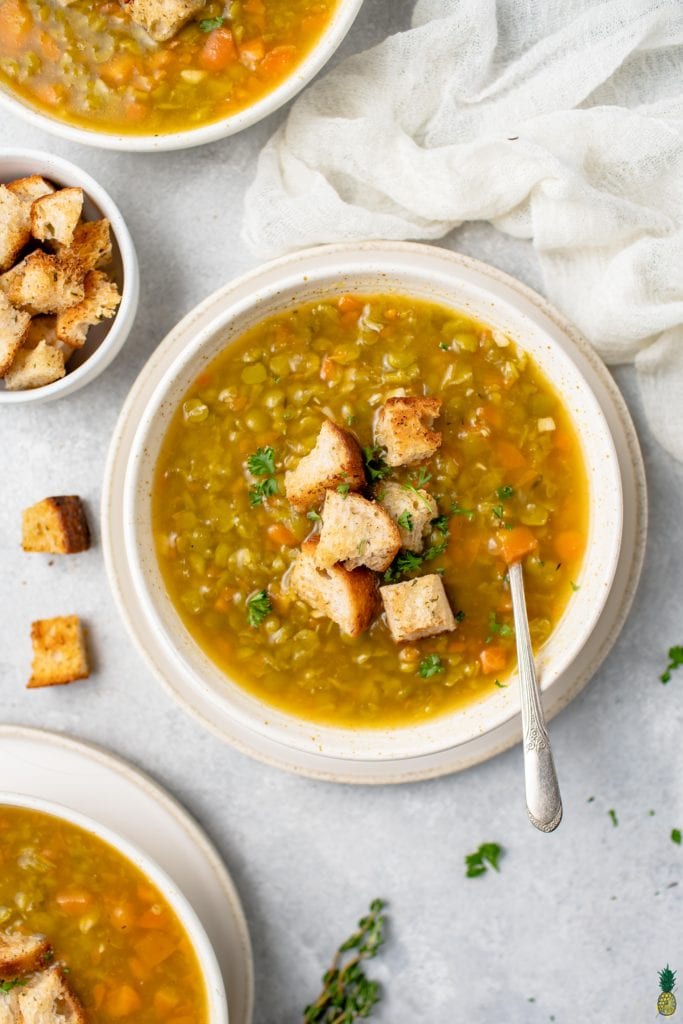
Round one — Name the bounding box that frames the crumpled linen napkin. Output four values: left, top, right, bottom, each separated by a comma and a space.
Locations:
242, 0, 683, 461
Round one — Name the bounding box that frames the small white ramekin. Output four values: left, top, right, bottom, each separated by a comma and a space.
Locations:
0, 792, 228, 1024
0, 0, 364, 152
0, 149, 139, 405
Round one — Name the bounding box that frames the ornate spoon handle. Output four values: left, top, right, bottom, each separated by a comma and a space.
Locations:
508, 561, 563, 833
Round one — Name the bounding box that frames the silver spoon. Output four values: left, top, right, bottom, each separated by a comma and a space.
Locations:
508, 560, 563, 833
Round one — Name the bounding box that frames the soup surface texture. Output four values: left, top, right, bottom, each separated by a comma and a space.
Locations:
0, 0, 335, 134
153, 294, 588, 728
0, 805, 208, 1024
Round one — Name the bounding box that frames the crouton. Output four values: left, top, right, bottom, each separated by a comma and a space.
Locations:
0, 260, 26, 298
0, 185, 31, 272
122, 0, 206, 41
31, 187, 83, 247
0, 932, 52, 980
7, 251, 85, 315
0, 292, 31, 375
22, 497, 90, 554
24, 316, 57, 348
28, 615, 89, 688
285, 420, 366, 512
375, 481, 438, 553
6, 176, 54, 206
315, 490, 400, 572
16, 968, 86, 1024
56, 271, 120, 348
63, 219, 111, 271
289, 538, 378, 637
380, 574, 456, 643
374, 396, 442, 466
4, 340, 65, 391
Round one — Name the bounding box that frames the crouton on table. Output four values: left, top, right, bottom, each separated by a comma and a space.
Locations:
121, 0, 205, 42
22, 497, 90, 554
374, 396, 442, 466
7, 251, 85, 315
28, 615, 89, 687
380, 574, 456, 643
375, 480, 438, 552
4, 341, 65, 391
315, 490, 400, 572
0, 291, 31, 376
0, 185, 31, 272
15, 968, 86, 1024
31, 187, 84, 247
0, 931, 52, 980
285, 419, 366, 512
56, 271, 120, 348
289, 538, 378, 637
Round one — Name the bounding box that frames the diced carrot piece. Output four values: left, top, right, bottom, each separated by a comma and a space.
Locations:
554, 530, 583, 563
260, 44, 297, 77
496, 440, 526, 470
200, 26, 237, 71
447, 640, 466, 653
137, 883, 157, 902
99, 53, 136, 86
194, 372, 212, 388
153, 988, 180, 1015
55, 889, 92, 915
106, 984, 143, 1018
337, 294, 363, 315
125, 101, 148, 123
239, 37, 265, 69
553, 429, 572, 452
267, 522, 298, 548
134, 932, 177, 968
0, 0, 30, 52
498, 526, 538, 564
111, 901, 137, 930
137, 907, 169, 929
479, 403, 502, 428
214, 587, 237, 614
480, 645, 508, 675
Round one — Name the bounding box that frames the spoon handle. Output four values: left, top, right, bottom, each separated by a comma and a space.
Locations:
508, 561, 563, 833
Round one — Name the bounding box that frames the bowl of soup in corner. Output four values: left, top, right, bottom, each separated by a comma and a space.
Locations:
0, 793, 227, 1024
117, 241, 623, 763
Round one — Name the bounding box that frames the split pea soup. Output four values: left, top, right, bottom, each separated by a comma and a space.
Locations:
153, 294, 588, 729
0, 0, 336, 135
0, 805, 208, 1023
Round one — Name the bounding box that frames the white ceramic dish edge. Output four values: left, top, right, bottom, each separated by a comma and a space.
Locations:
0, 790, 229, 1024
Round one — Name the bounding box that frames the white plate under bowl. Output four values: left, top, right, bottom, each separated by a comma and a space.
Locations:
102, 243, 647, 783
0, 725, 254, 1024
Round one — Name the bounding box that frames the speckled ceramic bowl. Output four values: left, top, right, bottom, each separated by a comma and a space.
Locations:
108, 242, 624, 770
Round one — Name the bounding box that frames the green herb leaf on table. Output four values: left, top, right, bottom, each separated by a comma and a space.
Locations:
418, 654, 444, 679
465, 842, 503, 878
303, 899, 386, 1024
246, 590, 271, 628
672, 829, 682, 846
397, 510, 413, 532
660, 645, 683, 683
363, 446, 391, 483
608, 808, 618, 828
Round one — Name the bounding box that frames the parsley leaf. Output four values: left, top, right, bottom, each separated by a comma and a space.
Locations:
486, 612, 514, 642
307, 510, 322, 522
438, 342, 450, 351
0, 981, 26, 993
199, 15, 223, 30
465, 842, 503, 878
492, 504, 505, 521
249, 477, 277, 507
496, 485, 515, 500
363, 445, 391, 483
570, 581, 580, 592
246, 590, 271, 628
494, 679, 507, 688
454, 610, 465, 623
451, 501, 475, 520
423, 539, 447, 561
672, 828, 682, 846
397, 510, 413, 532
418, 654, 444, 679
432, 514, 450, 535
403, 468, 434, 510
247, 446, 275, 477
661, 645, 683, 683
608, 808, 618, 828
336, 483, 350, 497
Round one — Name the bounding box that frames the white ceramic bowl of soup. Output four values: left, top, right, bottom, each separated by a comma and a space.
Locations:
111, 241, 623, 765
0, 792, 228, 1024
0, 0, 365, 152
0, 149, 139, 405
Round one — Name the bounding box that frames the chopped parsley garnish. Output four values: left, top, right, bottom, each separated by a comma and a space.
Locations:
336, 483, 350, 497
492, 504, 505, 521
454, 610, 465, 623
486, 612, 514, 642
0, 981, 26, 993
363, 445, 391, 483
247, 446, 278, 506
307, 510, 322, 522
672, 829, 682, 846
402, 468, 434, 510
496, 485, 516, 500
397, 510, 413, 532
465, 842, 503, 878
423, 538, 447, 561
439, 342, 450, 351
570, 581, 580, 592
451, 502, 475, 520
432, 514, 450, 535
249, 477, 277, 507
199, 15, 223, 30
660, 645, 683, 683
494, 679, 507, 688
246, 590, 271, 628
608, 808, 618, 828
418, 654, 444, 679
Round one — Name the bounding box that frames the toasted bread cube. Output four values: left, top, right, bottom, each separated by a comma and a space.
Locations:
375, 481, 438, 553
315, 490, 400, 572
285, 420, 365, 512
28, 615, 89, 688
0, 259, 26, 298
7, 251, 85, 314
63, 219, 112, 271
380, 574, 456, 644
4, 340, 65, 390
290, 538, 378, 637
17, 968, 86, 1024
22, 496, 91, 554
122, 0, 206, 41
374, 396, 442, 467
31, 187, 84, 247
24, 315, 57, 348
6, 175, 54, 206
0, 931, 52, 980
56, 270, 120, 348
0, 291, 31, 375
0, 185, 31, 272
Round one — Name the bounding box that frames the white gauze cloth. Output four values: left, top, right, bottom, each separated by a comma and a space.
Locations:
243, 0, 683, 461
